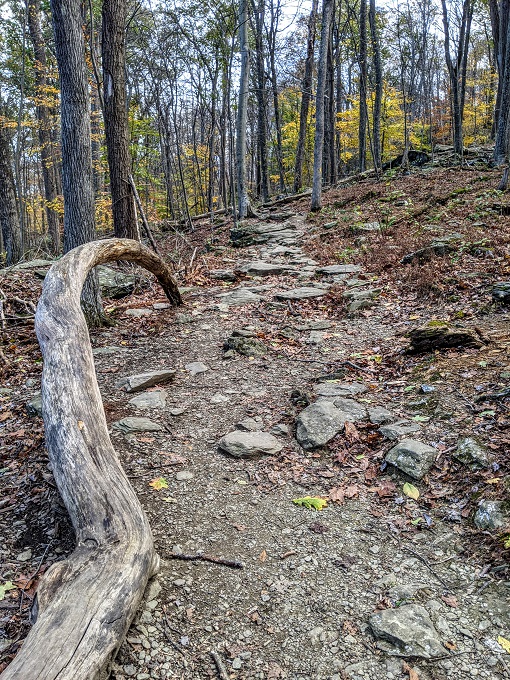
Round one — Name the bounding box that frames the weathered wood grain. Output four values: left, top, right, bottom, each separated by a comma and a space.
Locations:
1, 239, 181, 680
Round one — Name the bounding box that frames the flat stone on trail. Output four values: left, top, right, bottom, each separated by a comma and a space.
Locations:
175, 471, 194, 481
218, 431, 283, 458
128, 390, 167, 409
113, 417, 163, 434
379, 420, 421, 440
385, 438, 436, 479
317, 264, 361, 275
315, 382, 368, 398
455, 436, 489, 468
236, 417, 264, 432
185, 361, 209, 376
296, 402, 353, 449
116, 369, 176, 393
209, 269, 237, 281
218, 288, 262, 306
125, 308, 152, 317
239, 261, 294, 276
92, 345, 123, 355
368, 405, 395, 424
331, 397, 367, 421
275, 286, 330, 300
153, 302, 171, 310
369, 604, 446, 659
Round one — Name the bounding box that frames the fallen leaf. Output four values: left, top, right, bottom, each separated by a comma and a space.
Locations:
0, 581, 16, 600
138, 436, 155, 443
344, 420, 360, 442
498, 635, 510, 653
77, 420, 85, 430
293, 496, 328, 510
232, 523, 246, 532
402, 661, 419, 680
444, 640, 457, 651
329, 487, 345, 504
343, 620, 357, 635
403, 482, 420, 500
149, 477, 169, 491
344, 485, 359, 498
441, 594, 459, 608
0, 412, 12, 422
259, 549, 267, 562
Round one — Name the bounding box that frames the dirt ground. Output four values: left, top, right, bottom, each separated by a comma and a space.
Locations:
1, 167, 510, 680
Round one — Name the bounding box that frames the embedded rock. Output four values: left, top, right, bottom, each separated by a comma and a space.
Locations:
296, 402, 352, 449
385, 439, 436, 480
315, 382, 367, 398
185, 361, 209, 376
407, 322, 483, 353
492, 282, 510, 304
379, 420, 421, 440
455, 437, 489, 469
331, 397, 368, 421
369, 604, 446, 659
240, 261, 294, 277
474, 500, 508, 531
26, 394, 43, 417
128, 390, 167, 409
224, 335, 267, 357
97, 265, 136, 299
368, 406, 395, 425
316, 264, 361, 275
112, 417, 163, 434
116, 369, 176, 393
275, 286, 330, 300
218, 431, 283, 458
218, 288, 262, 306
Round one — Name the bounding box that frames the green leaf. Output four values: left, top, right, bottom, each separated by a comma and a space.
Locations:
403, 483, 420, 500
412, 415, 430, 422
478, 361, 487, 368
149, 477, 169, 491
404, 385, 415, 392
480, 410, 495, 417
293, 496, 328, 511
0, 581, 16, 601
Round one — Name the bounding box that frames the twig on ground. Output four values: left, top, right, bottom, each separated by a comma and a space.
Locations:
167, 552, 244, 569
403, 545, 453, 590
210, 650, 231, 680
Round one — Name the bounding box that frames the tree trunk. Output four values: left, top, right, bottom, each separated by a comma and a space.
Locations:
27, 0, 61, 255
0, 123, 23, 265
369, 0, 382, 173
267, 0, 286, 193
252, 0, 269, 202
494, 3, 510, 163
294, 0, 318, 193
102, 0, 139, 239
0, 239, 180, 680
311, 0, 334, 211
358, 0, 368, 172
50, 0, 105, 326
235, 0, 252, 218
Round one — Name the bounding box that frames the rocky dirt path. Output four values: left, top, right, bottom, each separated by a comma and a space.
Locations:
80, 211, 509, 680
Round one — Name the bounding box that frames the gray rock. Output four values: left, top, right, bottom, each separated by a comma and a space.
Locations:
218, 431, 283, 458
240, 261, 294, 276
474, 500, 508, 530
317, 264, 361, 275
97, 265, 136, 299
16, 548, 32, 562
123, 665, 137, 677
369, 604, 447, 659
306, 331, 324, 344
26, 394, 43, 417
379, 420, 421, 440
116, 369, 176, 393
236, 417, 264, 432
385, 438, 436, 479
0, 387, 12, 395
209, 269, 237, 282
11, 258, 54, 271
175, 471, 194, 481
271, 423, 289, 436
348, 298, 375, 313
368, 406, 395, 425
343, 287, 380, 301
354, 221, 381, 232
218, 288, 262, 306
492, 282, 510, 303
232, 328, 256, 338
315, 382, 367, 398
331, 397, 368, 421
125, 308, 152, 317
224, 335, 267, 357
296, 402, 353, 449
153, 302, 171, 310
210, 392, 230, 404
128, 390, 167, 409
185, 361, 209, 376
275, 286, 330, 300
92, 345, 123, 355
455, 437, 489, 468
113, 417, 163, 434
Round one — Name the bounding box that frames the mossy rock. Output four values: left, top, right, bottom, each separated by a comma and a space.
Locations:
407, 323, 484, 353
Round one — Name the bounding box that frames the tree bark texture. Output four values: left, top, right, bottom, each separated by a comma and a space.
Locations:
50, 0, 104, 326
494, 1, 510, 163
311, 0, 334, 211
294, 0, 318, 193
0, 124, 23, 265
236, 0, 251, 218
0, 239, 181, 680
102, 0, 139, 239
27, 0, 61, 255
358, 0, 368, 172
253, 0, 269, 202
369, 0, 382, 173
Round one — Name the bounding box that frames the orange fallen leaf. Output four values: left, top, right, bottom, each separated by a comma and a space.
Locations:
149, 477, 168, 491
259, 549, 267, 562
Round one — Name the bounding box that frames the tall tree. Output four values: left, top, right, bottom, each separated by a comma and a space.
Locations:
0, 121, 23, 265
102, 0, 139, 239
441, 0, 474, 156
490, 0, 510, 164
50, 0, 105, 325
27, 0, 61, 254
236, 0, 252, 218
252, 0, 269, 202
358, 0, 368, 172
311, 0, 334, 211
294, 0, 318, 193
369, 0, 382, 172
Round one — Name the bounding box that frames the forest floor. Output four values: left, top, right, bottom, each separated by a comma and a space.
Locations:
1, 165, 510, 680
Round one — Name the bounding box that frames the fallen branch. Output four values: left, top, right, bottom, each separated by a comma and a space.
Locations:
0, 239, 181, 680
210, 651, 231, 680
167, 552, 244, 569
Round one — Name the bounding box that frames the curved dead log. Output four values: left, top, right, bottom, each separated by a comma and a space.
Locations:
1, 239, 181, 680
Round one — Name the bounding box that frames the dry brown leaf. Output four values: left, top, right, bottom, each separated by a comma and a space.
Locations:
259, 549, 267, 562
0, 411, 12, 422
402, 661, 419, 680
329, 487, 345, 504
344, 420, 360, 442
344, 484, 359, 498
441, 594, 459, 608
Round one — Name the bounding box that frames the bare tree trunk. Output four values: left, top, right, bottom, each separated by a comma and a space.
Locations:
236, 0, 252, 218
102, 0, 139, 239
0, 123, 23, 265
267, 0, 286, 193
50, 0, 105, 326
358, 0, 368, 172
0, 239, 180, 680
294, 0, 318, 193
494, 2, 510, 163
252, 0, 269, 202
311, 0, 334, 211
369, 0, 382, 173
27, 0, 61, 254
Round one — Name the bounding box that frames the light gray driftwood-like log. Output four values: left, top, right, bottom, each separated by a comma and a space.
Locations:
1, 239, 181, 680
